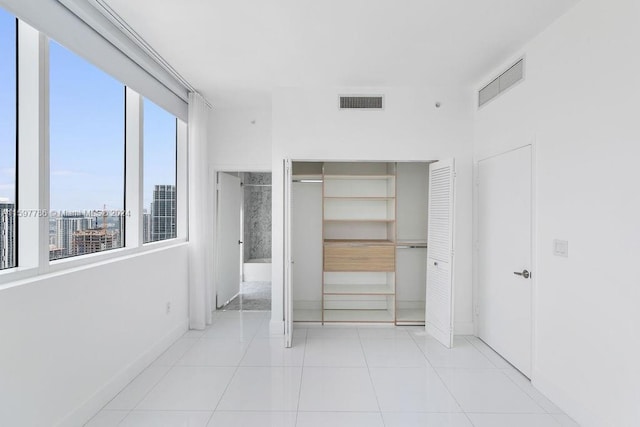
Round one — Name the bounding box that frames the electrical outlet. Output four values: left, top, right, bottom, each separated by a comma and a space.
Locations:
166, 302, 171, 314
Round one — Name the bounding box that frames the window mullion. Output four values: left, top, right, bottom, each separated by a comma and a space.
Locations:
125, 87, 143, 248
16, 21, 49, 273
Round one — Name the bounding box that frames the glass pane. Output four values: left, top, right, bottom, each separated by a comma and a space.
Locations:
143, 98, 176, 243
49, 41, 125, 260
0, 10, 16, 270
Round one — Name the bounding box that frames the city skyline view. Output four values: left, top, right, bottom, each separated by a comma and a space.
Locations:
0, 9, 177, 212
1, 9, 178, 267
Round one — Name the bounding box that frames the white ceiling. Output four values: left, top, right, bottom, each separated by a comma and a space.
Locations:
104, 0, 579, 109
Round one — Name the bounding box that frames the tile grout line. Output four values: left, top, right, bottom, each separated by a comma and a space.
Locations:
356, 327, 386, 426
294, 326, 308, 426
410, 332, 476, 426
463, 337, 554, 415
210, 311, 261, 415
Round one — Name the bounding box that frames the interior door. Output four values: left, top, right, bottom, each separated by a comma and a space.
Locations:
478, 145, 532, 377
283, 159, 293, 347
216, 172, 242, 308
425, 159, 456, 348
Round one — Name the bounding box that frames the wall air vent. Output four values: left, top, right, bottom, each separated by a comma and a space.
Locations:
478, 58, 524, 107
339, 96, 384, 110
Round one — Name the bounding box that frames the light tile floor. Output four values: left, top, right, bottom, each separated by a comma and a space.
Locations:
87, 311, 580, 426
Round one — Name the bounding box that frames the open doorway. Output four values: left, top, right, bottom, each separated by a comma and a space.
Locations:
216, 171, 272, 311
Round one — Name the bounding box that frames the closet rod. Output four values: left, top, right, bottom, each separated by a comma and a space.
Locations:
292, 179, 323, 183
396, 245, 427, 249
242, 184, 272, 187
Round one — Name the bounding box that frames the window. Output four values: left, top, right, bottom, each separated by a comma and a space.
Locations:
143, 98, 177, 243
0, 9, 16, 271
49, 41, 125, 260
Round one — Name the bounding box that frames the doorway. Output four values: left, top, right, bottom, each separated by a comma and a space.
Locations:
477, 145, 533, 377
216, 171, 272, 311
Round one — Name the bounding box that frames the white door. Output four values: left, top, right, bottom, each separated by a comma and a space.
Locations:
283, 159, 293, 347
478, 145, 532, 377
216, 172, 242, 308
426, 159, 456, 348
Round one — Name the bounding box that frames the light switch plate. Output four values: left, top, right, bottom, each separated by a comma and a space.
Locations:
553, 239, 568, 257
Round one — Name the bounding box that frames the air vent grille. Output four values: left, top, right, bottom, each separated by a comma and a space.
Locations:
479, 58, 524, 107
339, 96, 384, 109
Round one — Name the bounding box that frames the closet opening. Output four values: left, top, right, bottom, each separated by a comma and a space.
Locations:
216, 171, 272, 312
289, 161, 437, 326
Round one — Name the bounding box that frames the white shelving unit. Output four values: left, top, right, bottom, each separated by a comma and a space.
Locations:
322, 163, 397, 323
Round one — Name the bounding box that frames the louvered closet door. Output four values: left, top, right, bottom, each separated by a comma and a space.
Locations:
426, 159, 456, 348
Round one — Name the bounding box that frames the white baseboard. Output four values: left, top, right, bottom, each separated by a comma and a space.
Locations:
59, 318, 189, 427
532, 367, 604, 427
454, 321, 475, 335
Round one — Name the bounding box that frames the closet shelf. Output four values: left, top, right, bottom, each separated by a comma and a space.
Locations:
323, 196, 395, 200
395, 308, 426, 324
323, 239, 396, 246
324, 284, 395, 295
324, 219, 395, 223
293, 309, 322, 322
323, 174, 395, 180
323, 309, 395, 323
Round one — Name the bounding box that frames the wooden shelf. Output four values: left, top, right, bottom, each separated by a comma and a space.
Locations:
323, 309, 395, 323
324, 283, 394, 295
324, 239, 396, 246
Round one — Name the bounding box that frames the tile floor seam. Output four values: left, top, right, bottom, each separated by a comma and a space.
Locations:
356, 327, 385, 421
462, 335, 500, 367
120, 360, 174, 421
427, 352, 474, 423
495, 368, 549, 414
464, 335, 509, 369
293, 329, 308, 426
407, 328, 437, 370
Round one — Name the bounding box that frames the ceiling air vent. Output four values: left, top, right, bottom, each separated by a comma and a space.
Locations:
339, 96, 384, 110
479, 58, 524, 107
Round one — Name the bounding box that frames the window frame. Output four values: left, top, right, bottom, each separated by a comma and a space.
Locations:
142, 98, 179, 245
0, 17, 188, 287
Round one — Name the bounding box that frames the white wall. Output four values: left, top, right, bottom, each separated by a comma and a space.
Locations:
209, 107, 272, 171
474, 0, 640, 425
0, 245, 189, 426
272, 86, 475, 333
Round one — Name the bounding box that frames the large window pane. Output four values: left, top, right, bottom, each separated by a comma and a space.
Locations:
143, 99, 176, 243
49, 41, 125, 260
0, 9, 16, 271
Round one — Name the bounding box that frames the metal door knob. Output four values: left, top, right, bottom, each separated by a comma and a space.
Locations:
513, 269, 530, 279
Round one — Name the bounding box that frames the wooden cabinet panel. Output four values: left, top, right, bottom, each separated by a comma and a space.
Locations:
324, 245, 395, 272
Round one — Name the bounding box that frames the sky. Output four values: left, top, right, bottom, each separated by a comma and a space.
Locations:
0, 9, 16, 205
0, 8, 176, 213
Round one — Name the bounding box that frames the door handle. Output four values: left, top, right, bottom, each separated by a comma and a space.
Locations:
513, 269, 531, 279
238, 240, 243, 245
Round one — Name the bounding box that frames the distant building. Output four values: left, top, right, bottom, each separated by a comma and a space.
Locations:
72, 228, 116, 256
115, 215, 125, 248
143, 210, 151, 243
49, 244, 65, 261
0, 200, 16, 270
151, 185, 176, 241
54, 213, 95, 258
